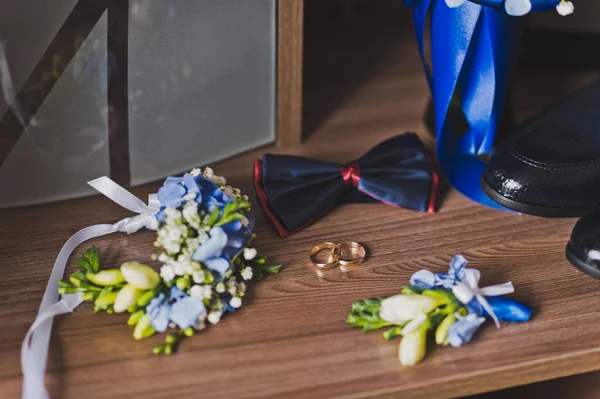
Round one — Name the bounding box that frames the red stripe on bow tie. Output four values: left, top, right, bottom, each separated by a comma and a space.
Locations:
340, 162, 361, 188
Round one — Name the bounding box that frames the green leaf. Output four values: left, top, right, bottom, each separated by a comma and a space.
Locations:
214, 213, 245, 227
75, 258, 92, 273
83, 246, 100, 273
206, 208, 221, 227
383, 326, 403, 341
257, 264, 283, 274
363, 320, 392, 333
401, 285, 423, 295
57, 280, 71, 288
363, 298, 382, 306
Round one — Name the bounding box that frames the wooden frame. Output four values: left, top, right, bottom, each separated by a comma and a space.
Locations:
276, 0, 304, 147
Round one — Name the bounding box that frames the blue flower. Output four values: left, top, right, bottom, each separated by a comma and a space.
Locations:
146, 286, 205, 332
447, 313, 486, 348
410, 255, 467, 289
191, 227, 230, 278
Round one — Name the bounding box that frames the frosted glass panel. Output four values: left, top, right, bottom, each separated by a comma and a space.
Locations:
0, 10, 109, 208
128, 0, 276, 185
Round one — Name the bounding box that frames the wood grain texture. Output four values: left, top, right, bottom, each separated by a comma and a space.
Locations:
2, 2, 600, 398
276, 0, 304, 147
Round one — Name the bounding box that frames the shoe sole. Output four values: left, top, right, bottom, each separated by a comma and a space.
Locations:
566, 243, 600, 280
480, 178, 589, 218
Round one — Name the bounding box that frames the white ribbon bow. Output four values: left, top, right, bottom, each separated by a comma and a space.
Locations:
451, 269, 514, 328
21, 177, 161, 399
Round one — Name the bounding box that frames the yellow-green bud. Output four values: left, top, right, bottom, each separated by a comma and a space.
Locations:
164, 344, 173, 355
87, 269, 125, 286
133, 314, 156, 340
183, 327, 194, 337
121, 262, 160, 290
399, 327, 427, 366
176, 277, 190, 290
127, 310, 145, 326
69, 277, 82, 287
114, 284, 143, 313
95, 291, 118, 307
204, 272, 214, 284
82, 292, 95, 301
435, 314, 456, 345
137, 290, 155, 307
153, 345, 165, 354
166, 334, 177, 344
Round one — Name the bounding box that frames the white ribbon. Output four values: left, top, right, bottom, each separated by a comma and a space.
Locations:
452, 269, 514, 328
21, 177, 160, 399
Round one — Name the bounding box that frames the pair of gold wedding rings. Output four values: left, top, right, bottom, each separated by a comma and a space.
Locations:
310, 241, 366, 269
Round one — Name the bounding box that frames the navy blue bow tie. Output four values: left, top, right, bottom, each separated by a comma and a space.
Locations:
254, 133, 439, 237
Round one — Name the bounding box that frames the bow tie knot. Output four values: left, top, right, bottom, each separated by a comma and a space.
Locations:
340, 162, 361, 188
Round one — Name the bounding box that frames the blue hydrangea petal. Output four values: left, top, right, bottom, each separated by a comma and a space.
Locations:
157, 182, 186, 208
448, 255, 468, 281
410, 270, 436, 289
221, 220, 242, 232
169, 286, 188, 300
204, 257, 231, 278
447, 314, 485, 348
165, 176, 184, 184
183, 173, 200, 195
192, 227, 228, 262
147, 296, 171, 333
170, 296, 206, 329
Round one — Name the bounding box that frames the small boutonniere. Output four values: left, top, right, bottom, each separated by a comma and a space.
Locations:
346, 255, 531, 366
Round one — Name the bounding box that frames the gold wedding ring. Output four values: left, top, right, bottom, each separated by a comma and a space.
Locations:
336, 241, 366, 267
310, 241, 366, 269
310, 242, 341, 269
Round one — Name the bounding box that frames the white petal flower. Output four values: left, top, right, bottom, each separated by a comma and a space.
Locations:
243, 247, 257, 261
241, 267, 253, 281
207, 311, 221, 324
379, 294, 440, 325
192, 270, 206, 283
556, 0, 574, 16
203, 167, 214, 179
160, 265, 175, 282
216, 282, 226, 293
445, 0, 467, 7
504, 0, 532, 16
230, 297, 242, 309
190, 284, 204, 299
190, 167, 202, 177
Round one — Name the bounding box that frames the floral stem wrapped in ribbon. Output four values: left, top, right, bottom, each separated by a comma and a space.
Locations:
402, 0, 574, 209
21, 167, 282, 399
346, 255, 531, 366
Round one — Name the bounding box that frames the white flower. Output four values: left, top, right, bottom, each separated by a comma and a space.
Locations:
243, 247, 257, 261
399, 328, 427, 366
160, 265, 175, 282
227, 282, 237, 295
238, 282, 247, 293
203, 167, 214, 179
207, 311, 221, 324
504, 0, 532, 16
183, 192, 197, 202
216, 282, 226, 293
190, 167, 202, 177
241, 217, 250, 227
182, 201, 200, 229
190, 284, 204, 299
230, 297, 242, 309
158, 253, 170, 263
210, 175, 226, 186
401, 313, 428, 335
556, 0, 574, 16
147, 217, 159, 231
202, 285, 212, 299
241, 267, 253, 281
379, 294, 440, 325
192, 270, 206, 283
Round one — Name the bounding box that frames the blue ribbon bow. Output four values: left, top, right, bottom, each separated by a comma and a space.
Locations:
405, 0, 559, 208
254, 133, 438, 237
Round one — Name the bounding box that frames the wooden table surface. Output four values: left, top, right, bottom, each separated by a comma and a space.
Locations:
2, 2, 600, 398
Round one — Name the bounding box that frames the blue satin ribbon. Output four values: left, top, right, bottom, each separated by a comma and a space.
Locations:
406, 0, 559, 209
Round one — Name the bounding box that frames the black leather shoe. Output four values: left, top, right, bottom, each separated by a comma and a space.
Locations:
567, 214, 600, 279
482, 79, 600, 217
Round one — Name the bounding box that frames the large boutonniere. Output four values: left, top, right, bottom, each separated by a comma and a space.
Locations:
346, 256, 531, 366
56, 167, 282, 354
